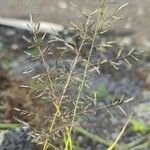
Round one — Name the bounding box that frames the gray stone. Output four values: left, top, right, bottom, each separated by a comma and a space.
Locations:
0, 127, 34, 150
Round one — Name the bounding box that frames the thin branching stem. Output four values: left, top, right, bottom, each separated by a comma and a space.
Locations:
43, 14, 92, 150
64, 3, 106, 149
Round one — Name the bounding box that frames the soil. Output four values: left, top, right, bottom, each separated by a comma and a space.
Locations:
0, 66, 32, 123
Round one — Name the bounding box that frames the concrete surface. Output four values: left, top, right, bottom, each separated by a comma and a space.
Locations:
0, 0, 150, 52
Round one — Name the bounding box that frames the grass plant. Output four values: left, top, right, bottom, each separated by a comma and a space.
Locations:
17, 1, 143, 149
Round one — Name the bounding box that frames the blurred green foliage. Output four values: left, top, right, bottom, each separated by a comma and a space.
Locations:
96, 83, 108, 100
30, 80, 45, 91
130, 118, 150, 134
1, 58, 12, 69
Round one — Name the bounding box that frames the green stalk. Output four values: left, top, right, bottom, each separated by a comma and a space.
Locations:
65, 2, 105, 149
43, 14, 91, 150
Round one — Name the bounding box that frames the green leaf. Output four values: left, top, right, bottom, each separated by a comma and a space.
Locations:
96, 83, 107, 100
30, 80, 45, 91
30, 47, 39, 56
130, 118, 149, 134
1, 58, 12, 69
0, 123, 19, 129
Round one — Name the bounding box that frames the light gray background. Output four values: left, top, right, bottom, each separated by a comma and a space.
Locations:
0, 0, 150, 52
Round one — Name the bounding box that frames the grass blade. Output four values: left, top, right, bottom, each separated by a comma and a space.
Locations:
107, 113, 133, 150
